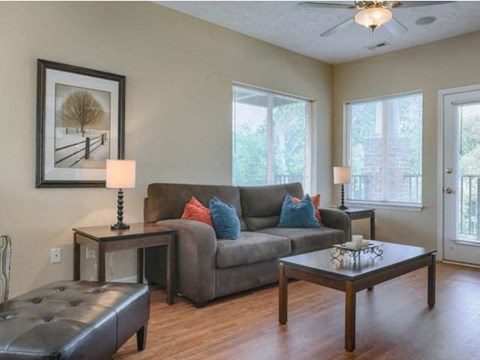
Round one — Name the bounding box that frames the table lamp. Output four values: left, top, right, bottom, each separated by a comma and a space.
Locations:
333, 166, 351, 210
106, 159, 136, 230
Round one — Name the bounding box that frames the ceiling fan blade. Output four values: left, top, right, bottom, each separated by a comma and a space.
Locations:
383, 16, 408, 36
320, 17, 355, 37
387, 1, 455, 9
299, 2, 356, 9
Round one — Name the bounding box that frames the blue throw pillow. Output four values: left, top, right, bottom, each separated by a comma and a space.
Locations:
278, 194, 320, 228
209, 196, 241, 240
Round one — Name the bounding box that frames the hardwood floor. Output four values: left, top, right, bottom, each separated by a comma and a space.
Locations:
114, 262, 480, 360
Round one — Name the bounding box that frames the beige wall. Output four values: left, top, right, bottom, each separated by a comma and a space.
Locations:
0, 2, 333, 296
333, 31, 480, 249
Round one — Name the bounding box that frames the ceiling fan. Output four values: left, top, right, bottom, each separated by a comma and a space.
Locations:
299, 1, 453, 38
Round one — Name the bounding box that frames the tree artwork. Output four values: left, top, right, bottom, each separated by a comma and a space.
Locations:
61, 91, 103, 136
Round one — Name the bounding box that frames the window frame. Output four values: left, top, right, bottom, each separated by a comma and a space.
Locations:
343, 91, 424, 211
232, 82, 314, 192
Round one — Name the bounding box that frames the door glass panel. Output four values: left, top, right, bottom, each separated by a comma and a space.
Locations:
457, 103, 480, 242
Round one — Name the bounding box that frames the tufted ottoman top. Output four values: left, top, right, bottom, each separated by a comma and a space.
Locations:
0, 280, 150, 359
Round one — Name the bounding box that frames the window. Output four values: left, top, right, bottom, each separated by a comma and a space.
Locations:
345, 92, 423, 207
232, 84, 312, 190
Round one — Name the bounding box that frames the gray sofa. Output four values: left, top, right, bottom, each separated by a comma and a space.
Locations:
144, 182, 351, 307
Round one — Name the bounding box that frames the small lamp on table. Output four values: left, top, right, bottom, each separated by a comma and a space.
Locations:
333, 166, 351, 210
106, 159, 136, 230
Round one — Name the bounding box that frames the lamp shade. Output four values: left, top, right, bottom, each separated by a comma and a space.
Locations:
333, 166, 352, 185
106, 160, 136, 189
354, 8, 392, 29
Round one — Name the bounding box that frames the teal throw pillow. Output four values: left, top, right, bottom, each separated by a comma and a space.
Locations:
278, 194, 320, 228
209, 196, 241, 240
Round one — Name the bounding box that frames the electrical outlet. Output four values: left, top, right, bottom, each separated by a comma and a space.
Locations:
51, 248, 61, 264
86, 247, 96, 259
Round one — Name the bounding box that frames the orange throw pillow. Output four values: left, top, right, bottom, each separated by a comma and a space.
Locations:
293, 194, 322, 225
181, 196, 213, 226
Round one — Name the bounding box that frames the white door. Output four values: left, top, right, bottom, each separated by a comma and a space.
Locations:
440, 85, 480, 265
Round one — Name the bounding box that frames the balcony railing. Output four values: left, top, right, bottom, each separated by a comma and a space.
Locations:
274, 174, 304, 184
459, 175, 480, 240
350, 174, 422, 203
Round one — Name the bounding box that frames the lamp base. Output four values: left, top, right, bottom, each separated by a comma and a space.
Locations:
111, 222, 130, 231
338, 184, 348, 211
111, 188, 129, 231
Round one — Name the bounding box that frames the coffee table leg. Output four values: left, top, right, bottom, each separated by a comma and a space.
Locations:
279, 263, 288, 325
345, 281, 356, 352
428, 253, 436, 307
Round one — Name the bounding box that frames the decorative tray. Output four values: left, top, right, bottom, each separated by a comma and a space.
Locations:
331, 242, 383, 260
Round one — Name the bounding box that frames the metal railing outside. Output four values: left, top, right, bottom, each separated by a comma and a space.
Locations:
459, 175, 480, 240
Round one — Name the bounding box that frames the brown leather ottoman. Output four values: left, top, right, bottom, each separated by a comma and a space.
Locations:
0, 280, 149, 359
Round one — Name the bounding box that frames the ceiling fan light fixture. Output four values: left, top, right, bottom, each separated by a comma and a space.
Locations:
354, 8, 393, 29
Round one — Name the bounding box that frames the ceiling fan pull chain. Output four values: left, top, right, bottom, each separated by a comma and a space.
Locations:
370, 28, 375, 53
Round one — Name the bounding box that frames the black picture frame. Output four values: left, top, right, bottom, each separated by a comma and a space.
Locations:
36, 59, 125, 187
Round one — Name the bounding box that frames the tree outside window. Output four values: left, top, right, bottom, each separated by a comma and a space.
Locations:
232, 85, 312, 190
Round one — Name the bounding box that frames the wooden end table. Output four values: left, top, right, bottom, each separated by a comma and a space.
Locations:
73, 223, 176, 304
344, 207, 375, 239
278, 241, 436, 352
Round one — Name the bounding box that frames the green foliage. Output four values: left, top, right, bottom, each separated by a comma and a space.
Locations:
459, 104, 480, 174
233, 94, 308, 186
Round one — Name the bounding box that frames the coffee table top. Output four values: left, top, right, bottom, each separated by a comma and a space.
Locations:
279, 241, 436, 280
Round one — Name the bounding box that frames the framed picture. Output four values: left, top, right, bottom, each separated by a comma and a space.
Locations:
36, 59, 126, 187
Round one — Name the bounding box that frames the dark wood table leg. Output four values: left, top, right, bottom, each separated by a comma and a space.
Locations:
73, 233, 80, 280
137, 248, 144, 284
345, 281, 356, 352
278, 263, 288, 325
370, 211, 375, 240
98, 243, 106, 282
166, 235, 175, 305
428, 253, 436, 307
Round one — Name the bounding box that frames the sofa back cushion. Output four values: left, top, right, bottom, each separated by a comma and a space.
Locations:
146, 183, 245, 229
239, 182, 304, 231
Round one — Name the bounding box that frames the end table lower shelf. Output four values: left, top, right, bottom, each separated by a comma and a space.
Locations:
73, 223, 176, 304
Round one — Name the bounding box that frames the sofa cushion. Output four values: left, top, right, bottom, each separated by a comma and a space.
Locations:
258, 227, 344, 254
278, 195, 320, 228
239, 182, 304, 231
216, 231, 291, 268
210, 197, 241, 240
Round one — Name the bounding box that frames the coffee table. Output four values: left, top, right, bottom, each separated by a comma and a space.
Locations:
278, 241, 436, 352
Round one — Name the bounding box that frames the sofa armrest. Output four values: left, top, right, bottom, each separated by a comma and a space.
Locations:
319, 208, 351, 242
154, 219, 217, 306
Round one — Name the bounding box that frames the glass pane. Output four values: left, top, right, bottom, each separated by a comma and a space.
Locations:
349, 100, 381, 201
273, 97, 307, 186
457, 103, 480, 241
233, 86, 310, 189
232, 87, 267, 185
348, 93, 422, 204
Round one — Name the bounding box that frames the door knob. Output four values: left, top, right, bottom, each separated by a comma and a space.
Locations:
444, 187, 453, 194
446, 168, 453, 174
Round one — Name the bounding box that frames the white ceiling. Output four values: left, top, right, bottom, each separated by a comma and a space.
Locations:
158, 1, 480, 64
